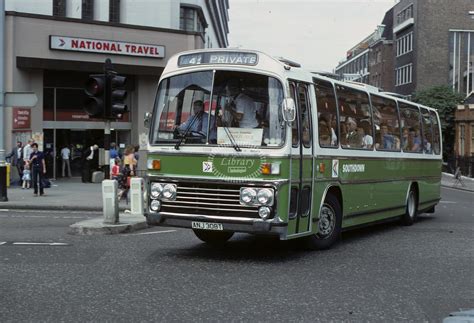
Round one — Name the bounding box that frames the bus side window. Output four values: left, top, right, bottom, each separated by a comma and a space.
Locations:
372, 95, 400, 151
289, 83, 299, 148
399, 103, 422, 153
314, 80, 338, 148
420, 107, 433, 154
335, 85, 372, 150
430, 110, 441, 155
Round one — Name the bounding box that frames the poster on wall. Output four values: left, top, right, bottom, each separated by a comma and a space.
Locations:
12, 131, 32, 148
32, 132, 44, 151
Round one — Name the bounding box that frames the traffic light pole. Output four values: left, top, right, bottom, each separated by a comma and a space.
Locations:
104, 120, 111, 180
0, 0, 8, 202
103, 59, 113, 180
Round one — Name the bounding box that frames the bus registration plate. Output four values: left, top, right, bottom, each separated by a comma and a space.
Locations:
191, 222, 223, 231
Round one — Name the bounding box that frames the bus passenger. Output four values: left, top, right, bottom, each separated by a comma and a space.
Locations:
319, 114, 337, 146
225, 79, 260, 128
408, 128, 421, 152
358, 121, 373, 149
340, 121, 348, 146
345, 117, 362, 148
377, 123, 395, 150
401, 128, 409, 150
411, 128, 422, 152
318, 120, 332, 146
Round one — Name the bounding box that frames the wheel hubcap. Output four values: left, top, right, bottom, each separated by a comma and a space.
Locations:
319, 204, 336, 237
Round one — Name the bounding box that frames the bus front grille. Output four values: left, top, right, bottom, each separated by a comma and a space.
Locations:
160, 182, 260, 218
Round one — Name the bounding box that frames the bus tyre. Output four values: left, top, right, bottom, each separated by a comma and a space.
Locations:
193, 230, 234, 244
402, 188, 418, 226
302, 194, 342, 250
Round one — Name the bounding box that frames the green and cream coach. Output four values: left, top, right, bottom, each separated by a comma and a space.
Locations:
144, 49, 441, 249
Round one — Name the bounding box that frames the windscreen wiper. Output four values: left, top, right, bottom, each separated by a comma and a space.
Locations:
174, 113, 201, 150
219, 111, 241, 152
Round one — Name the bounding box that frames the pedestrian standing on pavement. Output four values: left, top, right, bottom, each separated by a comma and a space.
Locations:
61, 145, 72, 178
22, 161, 31, 189
29, 143, 46, 196
109, 142, 119, 176
6, 141, 24, 184
82, 144, 98, 183
23, 139, 33, 163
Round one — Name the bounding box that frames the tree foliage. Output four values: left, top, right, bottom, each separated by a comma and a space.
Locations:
413, 86, 465, 154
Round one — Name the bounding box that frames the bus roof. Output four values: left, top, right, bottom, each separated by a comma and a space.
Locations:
162, 48, 437, 113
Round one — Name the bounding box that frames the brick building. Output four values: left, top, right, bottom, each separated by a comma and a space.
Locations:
335, 0, 474, 98
455, 94, 474, 157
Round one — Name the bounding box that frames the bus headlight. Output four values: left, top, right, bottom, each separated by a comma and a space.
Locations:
240, 188, 257, 205
150, 199, 161, 212
257, 188, 274, 206
162, 184, 177, 201
258, 206, 272, 219
150, 183, 163, 199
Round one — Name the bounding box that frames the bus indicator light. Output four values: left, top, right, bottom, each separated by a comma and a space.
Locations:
261, 163, 271, 175
319, 163, 325, 173
152, 160, 161, 170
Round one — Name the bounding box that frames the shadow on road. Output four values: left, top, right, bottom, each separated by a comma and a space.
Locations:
154, 234, 310, 263
148, 215, 436, 263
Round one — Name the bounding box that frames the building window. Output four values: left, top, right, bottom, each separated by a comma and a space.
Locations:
53, 0, 66, 17
396, 4, 413, 25
471, 125, 474, 155
449, 31, 474, 96
109, 0, 120, 23
396, 63, 413, 86
459, 124, 465, 155
82, 0, 94, 21
397, 32, 413, 57
180, 6, 204, 32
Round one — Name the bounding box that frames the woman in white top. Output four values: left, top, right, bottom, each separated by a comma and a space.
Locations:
358, 121, 373, 149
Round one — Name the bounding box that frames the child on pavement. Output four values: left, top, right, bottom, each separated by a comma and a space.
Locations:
22, 161, 31, 189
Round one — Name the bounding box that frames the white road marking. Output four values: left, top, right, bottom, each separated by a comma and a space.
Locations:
0, 242, 6, 246
128, 230, 176, 236
12, 242, 69, 246
440, 201, 457, 204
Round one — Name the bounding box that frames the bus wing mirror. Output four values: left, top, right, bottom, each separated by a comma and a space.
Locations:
144, 112, 152, 129
282, 98, 296, 122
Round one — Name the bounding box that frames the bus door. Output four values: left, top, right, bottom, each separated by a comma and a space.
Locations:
288, 82, 314, 237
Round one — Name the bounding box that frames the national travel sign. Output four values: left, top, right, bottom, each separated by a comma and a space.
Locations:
50, 35, 165, 58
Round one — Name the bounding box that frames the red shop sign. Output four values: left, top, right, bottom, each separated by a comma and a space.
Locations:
13, 108, 31, 129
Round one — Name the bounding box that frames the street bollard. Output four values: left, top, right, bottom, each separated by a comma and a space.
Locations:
130, 177, 144, 216
0, 149, 8, 202
102, 179, 118, 224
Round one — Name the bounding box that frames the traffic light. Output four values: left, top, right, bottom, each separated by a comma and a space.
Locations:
84, 74, 106, 118
109, 74, 127, 119
83, 59, 128, 120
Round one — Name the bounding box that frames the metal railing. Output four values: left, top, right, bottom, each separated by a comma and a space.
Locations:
444, 156, 474, 178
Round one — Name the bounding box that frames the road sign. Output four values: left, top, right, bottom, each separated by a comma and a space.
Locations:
4, 92, 38, 107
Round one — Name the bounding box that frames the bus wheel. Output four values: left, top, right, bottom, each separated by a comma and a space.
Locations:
193, 230, 234, 244
302, 194, 342, 250
402, 188, 418, 226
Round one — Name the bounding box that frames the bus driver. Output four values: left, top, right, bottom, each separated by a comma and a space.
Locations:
178, 100, 216, 141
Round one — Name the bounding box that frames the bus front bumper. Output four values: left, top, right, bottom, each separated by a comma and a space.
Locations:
146, 211, 287, 236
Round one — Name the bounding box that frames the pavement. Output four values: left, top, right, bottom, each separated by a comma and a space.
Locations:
0, 172, 472, 235
1, 177, 131, 211
441, 172, 474, 192
0, 177, 147, 235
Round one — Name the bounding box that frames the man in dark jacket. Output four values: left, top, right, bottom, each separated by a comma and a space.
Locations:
29, 143, 46, 196
6, 141, 23, 182
82, 144, 98, 183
